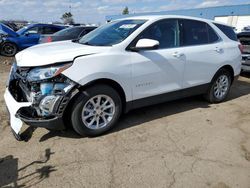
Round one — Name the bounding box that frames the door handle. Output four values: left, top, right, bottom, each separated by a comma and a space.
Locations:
214, 47, 223, 53
173, 52, 184, 58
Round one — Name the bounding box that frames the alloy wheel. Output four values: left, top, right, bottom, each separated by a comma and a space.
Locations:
81, 95, 115, 130
213, 75, 229, 99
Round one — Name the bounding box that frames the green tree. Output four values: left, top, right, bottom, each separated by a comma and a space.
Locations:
122, 7, 129, 15
61, 12, 74, 24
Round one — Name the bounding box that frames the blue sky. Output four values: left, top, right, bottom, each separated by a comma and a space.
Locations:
0, 0, 249, 24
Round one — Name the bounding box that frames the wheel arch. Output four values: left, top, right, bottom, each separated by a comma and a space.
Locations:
64, 78, 127, 119
3, 39, 19, 49
80, 78, 127, 112
214, 65, 235, 83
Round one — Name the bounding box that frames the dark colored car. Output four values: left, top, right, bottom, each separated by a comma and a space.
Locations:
39, 26, 97, 43
0, 23, 66, 56
238, 31, 250, 72
242, 26, 250, 32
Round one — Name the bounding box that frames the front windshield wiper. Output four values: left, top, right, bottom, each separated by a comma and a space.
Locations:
72, 38, 80, 43
80, 42, 93, 46
79, 41, 112, 47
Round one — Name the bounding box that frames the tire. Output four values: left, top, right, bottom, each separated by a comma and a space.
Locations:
1, 42, 18, 57
70, 84, 122, 136
205, 69, 232, 103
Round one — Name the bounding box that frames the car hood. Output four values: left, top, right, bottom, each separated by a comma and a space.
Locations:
16, 41, 112, 67
0, 23, 18, 37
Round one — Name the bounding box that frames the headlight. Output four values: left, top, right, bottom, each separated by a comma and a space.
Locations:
27, 63, 72, 82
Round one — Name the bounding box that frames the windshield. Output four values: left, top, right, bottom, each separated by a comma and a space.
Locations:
79, 19, 146, 46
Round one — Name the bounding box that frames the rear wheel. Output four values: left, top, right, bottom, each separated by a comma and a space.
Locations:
1, 42, 18, 57
71, 84, 122, 136
205, 69, 232, 103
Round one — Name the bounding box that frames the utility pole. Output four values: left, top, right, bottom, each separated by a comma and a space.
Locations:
69, 0, 72, 13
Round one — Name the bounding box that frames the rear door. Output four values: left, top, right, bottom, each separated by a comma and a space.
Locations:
179, 19, 224, 88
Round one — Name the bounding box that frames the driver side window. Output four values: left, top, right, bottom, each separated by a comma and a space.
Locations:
27, 26, 42, 34
138, 19, 179, 49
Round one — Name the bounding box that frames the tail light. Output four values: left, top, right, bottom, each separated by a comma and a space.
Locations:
238, 43, 244, 54
47, 36, 52, 43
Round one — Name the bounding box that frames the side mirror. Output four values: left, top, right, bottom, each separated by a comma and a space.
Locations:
24, 32, 30, 36
130, 39, 159, 51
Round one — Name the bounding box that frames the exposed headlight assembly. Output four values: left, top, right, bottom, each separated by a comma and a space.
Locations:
27, 63, 72, 82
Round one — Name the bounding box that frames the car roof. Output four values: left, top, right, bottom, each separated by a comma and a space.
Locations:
119, 15, 211, 21
70, 26, 97, 28
117, 15, 235, 26
27, 23, 64, 27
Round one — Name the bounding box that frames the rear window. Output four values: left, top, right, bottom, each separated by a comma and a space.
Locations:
214, 23, 237, 41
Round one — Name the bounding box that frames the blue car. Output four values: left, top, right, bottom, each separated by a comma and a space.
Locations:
0, 23, 66, 56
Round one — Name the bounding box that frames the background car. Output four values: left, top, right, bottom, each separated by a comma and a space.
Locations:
242, 26, 250, 32
39, 26, 97, 43
238, 31, 250, 72
0, 23, 66, 56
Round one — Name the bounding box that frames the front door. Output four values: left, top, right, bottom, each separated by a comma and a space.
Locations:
129, 19, 186, 101
19, 26, 42, 49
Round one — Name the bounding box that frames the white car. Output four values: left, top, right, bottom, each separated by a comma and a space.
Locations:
4, 15, 241, 140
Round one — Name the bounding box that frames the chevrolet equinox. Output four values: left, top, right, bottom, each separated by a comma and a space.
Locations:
4, 15, 242, 140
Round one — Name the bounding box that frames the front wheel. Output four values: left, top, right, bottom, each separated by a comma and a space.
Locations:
70, 84, 122, 136
205, 69, 232, 103
1, 42, 18, 57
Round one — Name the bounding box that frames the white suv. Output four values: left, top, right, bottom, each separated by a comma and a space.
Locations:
4, 15, 241, 139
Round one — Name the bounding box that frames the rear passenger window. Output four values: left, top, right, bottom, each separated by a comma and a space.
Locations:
43, 27, 60, 35
179, 19, 219, 46
214, 23, 237, 41
179, 19, 208, 46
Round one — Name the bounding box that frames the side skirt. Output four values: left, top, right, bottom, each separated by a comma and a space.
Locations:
125, 83, 210, 112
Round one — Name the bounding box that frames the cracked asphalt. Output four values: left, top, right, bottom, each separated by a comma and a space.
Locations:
0, 57, 250, 188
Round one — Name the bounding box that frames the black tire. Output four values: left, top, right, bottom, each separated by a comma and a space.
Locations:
70, 84, 122, 136
204, 69, 232, 103
1, 42, 18, 57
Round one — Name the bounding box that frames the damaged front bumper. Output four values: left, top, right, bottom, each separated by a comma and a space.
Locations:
4, 88, 32, 134
4, 63, 77, 136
